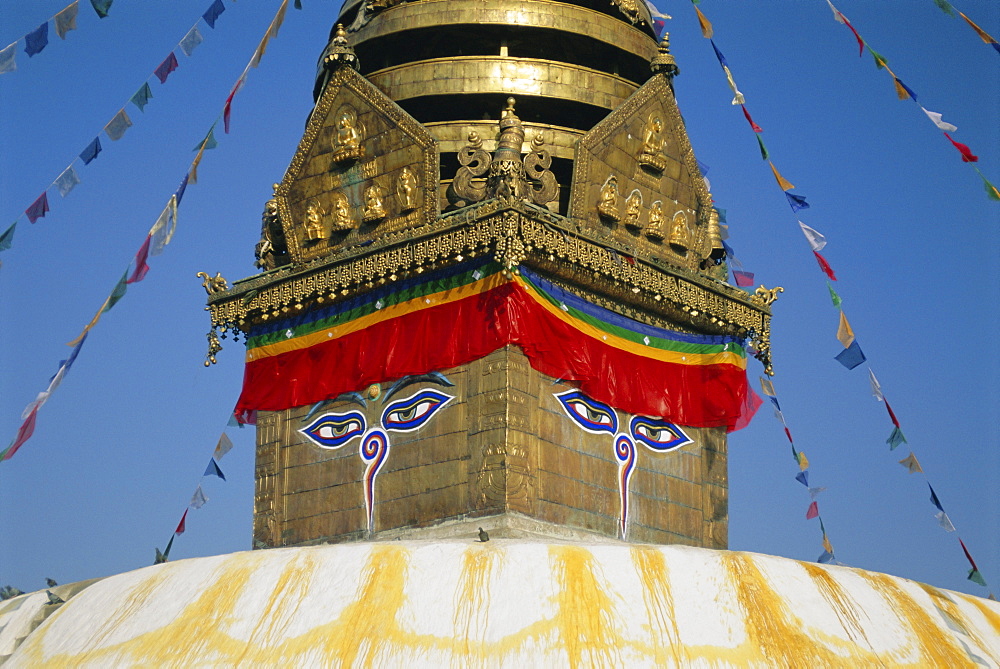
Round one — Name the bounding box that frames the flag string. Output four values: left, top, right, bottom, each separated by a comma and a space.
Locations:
0, 1, 101, 77
928, 0, 1000, 55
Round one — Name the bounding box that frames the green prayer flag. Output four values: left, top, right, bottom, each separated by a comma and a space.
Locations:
932, 0, 955, 16
969, 568, 987, 587
886, 426, 907, 450
827, 281, 842, 308
130, 82, 153, 112
90, 0, 112, 18
756, 134, 769, 160
102, 270, 129, 313
976, 169, 1000, 201
0, 222, 15, 252
867, 46, 888, 69
193, 125, 218, 152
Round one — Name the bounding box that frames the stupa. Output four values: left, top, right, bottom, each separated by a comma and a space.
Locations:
2, 1, 997, 665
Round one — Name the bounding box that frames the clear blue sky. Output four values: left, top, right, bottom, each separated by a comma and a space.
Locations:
1, 1, 997, 597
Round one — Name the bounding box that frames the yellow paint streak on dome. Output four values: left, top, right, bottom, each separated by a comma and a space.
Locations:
964, 593, 1000, 638
452, 544, 502, 667
630, 545, 685, 666
860, 571, 971, 666
800, 562, 879, 657
916, 582, 1000, 666
549, 544, 625, 668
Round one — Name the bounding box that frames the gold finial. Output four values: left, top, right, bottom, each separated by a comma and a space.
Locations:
503, 97, 516, 118
651, 33, 680, 78
705, 197, 725, 261
323, 23, 359, 72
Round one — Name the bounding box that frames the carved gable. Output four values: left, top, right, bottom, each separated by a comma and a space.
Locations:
275, 67, 439, 263
569, 74, 713, 273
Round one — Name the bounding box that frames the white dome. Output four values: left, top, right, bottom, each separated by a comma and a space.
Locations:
6, 540, 999, 667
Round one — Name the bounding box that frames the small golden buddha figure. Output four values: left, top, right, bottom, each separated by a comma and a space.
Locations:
597, 176, 620, 221
303, 200, 327, 242
332, 106, 363, 163
623, 189, 643, 229
646, 200, 665, 240
638, 114, 667, 173
362, 183, 387, 222
396, 167, 418, 212
669, 210, 691, 253
331, 192, 353, 231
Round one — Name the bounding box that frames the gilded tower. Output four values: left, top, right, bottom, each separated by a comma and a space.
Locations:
206, 0, 774, 549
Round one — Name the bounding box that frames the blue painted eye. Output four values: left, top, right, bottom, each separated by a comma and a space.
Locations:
299, 411, 366, 449
555, 390, 618, 434
629, 416, 692, 452
381, 389, 454, 432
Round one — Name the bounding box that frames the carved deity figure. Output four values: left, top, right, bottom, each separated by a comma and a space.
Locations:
623, 190, 643, 229
303, 200, 327, 242
331, 106, 363, 163
331, 192, 354, 231
669, 210, 691, 252
646, 200, 666, 240
396, 167, 418, 212
638, 114, 667, 173
598, 176, 621, 221
254, 197, 290, 270
363, 183, 387, 222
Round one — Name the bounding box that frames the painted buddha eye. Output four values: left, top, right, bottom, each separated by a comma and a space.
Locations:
381, 389, 454, 432
299, 411, 366, 449
629, 416, 692, 452
555, 390, 618, 434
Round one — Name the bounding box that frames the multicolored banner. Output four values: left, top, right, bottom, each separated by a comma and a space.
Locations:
237, 259, 752, 430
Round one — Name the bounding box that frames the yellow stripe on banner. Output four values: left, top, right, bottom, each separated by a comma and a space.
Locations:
247, 272, 509, 361
512, 275, 747, 369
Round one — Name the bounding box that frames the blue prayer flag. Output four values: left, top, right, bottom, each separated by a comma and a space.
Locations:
203, 0, 226, 28
795, 470, 809, 487
785, 192, 810, 212
835, 341, 866, 369
175, 173, 189, 205
697, 159, 710, 176
928, 484, 944, 512
204, 458, 226, 480
710, 40, 728, 67
768, 395, 781, 411
80, 137, 102, 164
817, 551, 834, 564
25, 23, 49, 57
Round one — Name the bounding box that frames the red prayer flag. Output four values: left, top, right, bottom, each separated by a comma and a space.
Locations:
884, 399, 900, 428
784, 426, 793, 443
842, 17, 864, 57
806, 501, 819, 519
960, 538, 979, 571
733, 270, 755, 287
944, 133, 978, 163
26, 192, 50, 223
2, 407, 39, 461
741, 105, 762, 133
126, 234, 152, 284
155, 52, 179, 84
813, 251, 837, 281
175, 508, 188, 535
224, 78, 244, 134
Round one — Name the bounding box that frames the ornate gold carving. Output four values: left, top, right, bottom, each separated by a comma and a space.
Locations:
255, 197, 290, 271
331, 192, 354, 231
638, 114, 667, 174
623, 189, 643, 229
362, 182, 387, 222
650, 34, 680, 78
598, 176, 621, 222
447, 131, 490, 207
524, 134, 558, 207
396, 167, 418, 212
477, 442, 530, 505
646, 200, 665, 240
303, 200, 328, 242
204, 329, 222, 367
668, 210, 690, 252
753, 285, 784, 306
197, 271, 228, 295
705, 199, 724, 261
331, 105, 364, 164
320, 24, 359, 75
611, 0, 642, 24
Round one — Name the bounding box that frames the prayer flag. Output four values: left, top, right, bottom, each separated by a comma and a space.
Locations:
960, 539, 979, 571
180, 26, 204, 57
90, 0, 112, 18
944, 133, 978, 162
204, 1, 226, 28
46, 334, 86, 395
969, 569, 987, 587
733, 270, 754, 287
818, 551, 834, 564
0, 43, 16, 74
977, 169, 1000, 201
190, 485, 208, 509
715, 208, 726, 224
898, 452, 922, 473
921, 107, 957, 132
786, 192, 810, 212
710, 40, 729, 68
252, 0, 289, 69
928, 484, 944, 512
25, 23, 49, 57
55, 166, 80, 197
214, 433, 234, 460
825, 0, 845, 24
0, 222, 15, 251
149, 195, 178, 256
827, 282, 842, 308
204, 458, 226, 480
193, 125, 218, 152
893, 78, 917, 101
798, 221, 826, 251
809, 487, 827, 500
773, 407, 784, 422
741, 105, 762, 132
767, 396, 780, 412
806, 502, 819, 520
26, 192, 50, 223
867, 45, 888, 69
836, 310, 855, 347
835, 9, 865, 57
756, 135, 768, 160
886, 426, 907, 450
175, 509, 188, 535
813, 251, 836, 280
695, 6, 713, 38
784, 427, 793, 444
933, 0, 955, 16
835, 341, 866, 369
795, 471, 809, 487
104, 109, 132, 141
769, 162, 795, 191
868, 369, 883, 400
80, 137, 102, 164
935, 511, 955, 532
959, 12, 998, 45
154, 52, 179, 84
884, 399, 900, 428
126, 234, 151, 284
797, 451, 809, 471
103, 270, 129, 313
1, 407, 39, 462
822, 533, 834, 555
224, 79, 243, 133
55, 2, 80, 39
295, 0, 303, 8
130, 82, 152, 112
722, 65, 744, 105
760, 377, 776, 397
175, 173, 189, 205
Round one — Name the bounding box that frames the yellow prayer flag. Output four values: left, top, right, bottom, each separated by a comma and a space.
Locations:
822, 534, 833, 555
67, 297, 110, 346
836, 310, 855, 348
798, 451, 809, 471
769, 162, 795, 191
695, 6, 713, 39
893, 78, 909, 101
760, 377, 776, 397
959, 12, 998, 44
898, 452, 922, 473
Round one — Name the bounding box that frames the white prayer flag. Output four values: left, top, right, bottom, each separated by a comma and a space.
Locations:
214, 433, 234, 460
921, 107, 957, 133
798, 221, 827, 251
868, 369, 883, 401
935, 511, 955, 532
190, 485, 209, 509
